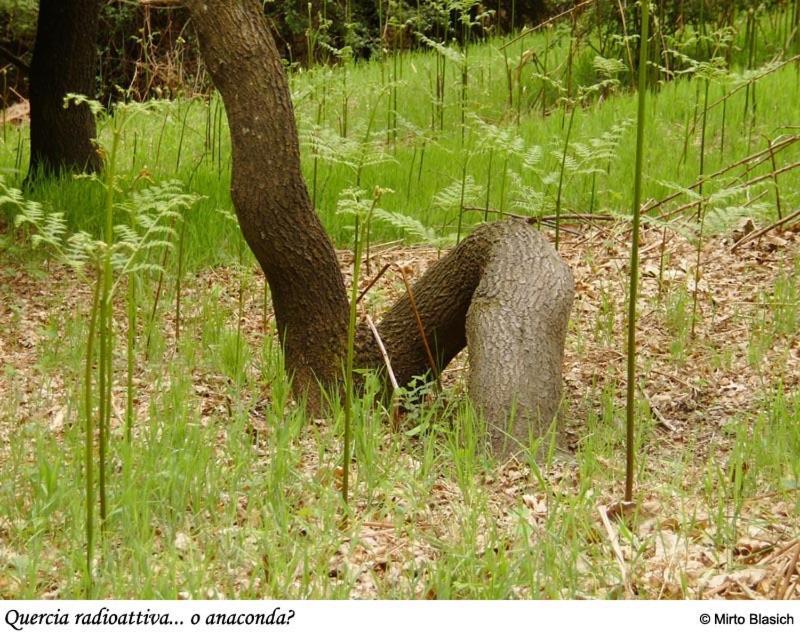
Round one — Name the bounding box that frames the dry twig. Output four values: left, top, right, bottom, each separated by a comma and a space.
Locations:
598, 505, 635, 598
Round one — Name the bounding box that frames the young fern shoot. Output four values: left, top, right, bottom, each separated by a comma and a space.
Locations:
624, 0, 649, 505
335, 186, 391, 504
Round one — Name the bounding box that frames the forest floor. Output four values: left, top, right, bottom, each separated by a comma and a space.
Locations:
1, 214, 798, 599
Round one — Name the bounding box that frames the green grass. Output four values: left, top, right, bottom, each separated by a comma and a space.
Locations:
0, 274, 800, 598
2, 203, 798, 598
1, 10, 798, 269
1, 7, 800, 600
1, 261, 796, 598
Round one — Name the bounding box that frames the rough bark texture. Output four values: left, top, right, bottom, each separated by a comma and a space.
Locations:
355, 223, 496, 385
185, 0, 350, 406
28, 0, 102, 177
186, 0, 575, 455
466, 222, 574, 457
357, 220, 574, 456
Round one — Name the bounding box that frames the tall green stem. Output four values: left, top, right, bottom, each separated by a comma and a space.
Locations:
690, 78, 710, 340
98, 120, 121, 529
456, 154, 469, 244
175, 216, 187, 347
126, 274, 135, 443
624, 0, 649, 504
484, 148, 494, 222
234, 235, 245, 385
555, 104, 577, 249
342, 216, 362, 504
342, 196, 379, 505
83, 270, 101, 593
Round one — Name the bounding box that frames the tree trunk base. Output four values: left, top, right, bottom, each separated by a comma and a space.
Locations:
358, 219, 574, 458
184, 0, 575, 458
466, 221, 574, 458
27, 0, 102, 179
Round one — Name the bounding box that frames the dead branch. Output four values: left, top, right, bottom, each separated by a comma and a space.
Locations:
366, 315, 399, 392
598, 505, 635, 598
0, 46, 30, 74
500, 0, 597, 50
731, 206, 800, 251
639, 382, 678, 432
642, 135, 800, 215
706, 55, 800, 112
397, 267, 441, 392
357, 262, 391, 304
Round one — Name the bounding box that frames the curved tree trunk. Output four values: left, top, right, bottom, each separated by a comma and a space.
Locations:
357, 220, 573, 457
465, 222, 574, 456
28, 0, 102, 178
186, 0, 350, 407
185, 0, 575, 454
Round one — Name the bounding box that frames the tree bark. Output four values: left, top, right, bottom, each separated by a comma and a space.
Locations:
185, 0, 575, 454
465, 221, 573, 456
28, 0, 102, 178
357, 220, 573, 457
185, 0, 350, 407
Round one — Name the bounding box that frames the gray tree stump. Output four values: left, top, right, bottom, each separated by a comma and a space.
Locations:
466, 222, 574, 457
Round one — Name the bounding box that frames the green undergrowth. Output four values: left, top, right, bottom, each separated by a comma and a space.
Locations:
2, 6, 800, 599
1, 258, 798, 597
1, 10, 799, 270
